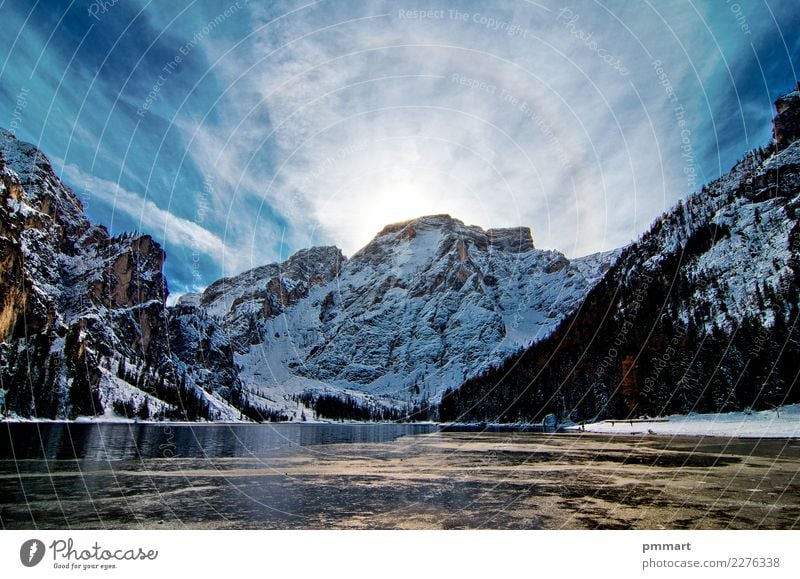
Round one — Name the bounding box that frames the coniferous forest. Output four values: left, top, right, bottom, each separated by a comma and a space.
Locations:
440, 142, 800, 424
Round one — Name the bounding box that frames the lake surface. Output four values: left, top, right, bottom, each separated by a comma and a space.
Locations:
1, 423, 799, 529
0, 422, 438, 460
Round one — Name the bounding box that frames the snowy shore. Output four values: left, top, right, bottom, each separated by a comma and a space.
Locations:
3, 405, 800, 438
567, 404, 800, 438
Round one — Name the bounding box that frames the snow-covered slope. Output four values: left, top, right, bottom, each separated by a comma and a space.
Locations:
630, 141, 798, 330
181, 214, 616, 412
571, 404, 800, 438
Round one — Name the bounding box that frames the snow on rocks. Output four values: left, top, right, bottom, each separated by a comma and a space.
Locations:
186, 214, 616, 407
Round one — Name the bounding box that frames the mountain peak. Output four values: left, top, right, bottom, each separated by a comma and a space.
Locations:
0, 129, 89, 239
377, 214, 462, 236
372, 214, 534, 253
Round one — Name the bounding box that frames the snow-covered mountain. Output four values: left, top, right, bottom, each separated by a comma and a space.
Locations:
0, 129, 241, 420
12, 83, 796, 423
442, 85, 800, 423
1, 128, 613, 420
171, 214, 616, 416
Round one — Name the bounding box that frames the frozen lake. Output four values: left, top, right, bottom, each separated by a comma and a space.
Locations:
1, 423, 799, 529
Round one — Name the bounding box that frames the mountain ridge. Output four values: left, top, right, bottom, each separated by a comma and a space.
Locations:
440, 88, 800, 423
5, 83, 798, 422
172, 210, 615, 416
1, 129, 612, 420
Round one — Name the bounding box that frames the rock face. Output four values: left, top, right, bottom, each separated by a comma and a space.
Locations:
774, 82, 800, 151
0, 129, 239, 420
167, 246, 348, 421
178, 213, 615, 414
442, 87, 800, 423
0, 130, 614, 420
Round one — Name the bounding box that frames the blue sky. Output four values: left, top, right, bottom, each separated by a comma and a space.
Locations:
1, 0, 798, 297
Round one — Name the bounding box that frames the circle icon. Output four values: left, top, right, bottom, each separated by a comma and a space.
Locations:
20, 539, 46, 567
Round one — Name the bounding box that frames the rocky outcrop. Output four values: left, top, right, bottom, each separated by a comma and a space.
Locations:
200, 246, 344, 319
0, 130, 237, 420
774, 82, 800, 150
188, 213, 615, 411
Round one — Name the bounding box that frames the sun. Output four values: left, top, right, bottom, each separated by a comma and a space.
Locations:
370, 179, 438, 222
358, 175, 449, 235
311, 171, 454, 255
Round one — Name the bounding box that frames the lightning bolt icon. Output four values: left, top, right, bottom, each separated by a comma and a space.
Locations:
28, 542, 38, 563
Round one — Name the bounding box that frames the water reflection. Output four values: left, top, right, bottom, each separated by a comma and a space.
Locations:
0, 423, 439, 461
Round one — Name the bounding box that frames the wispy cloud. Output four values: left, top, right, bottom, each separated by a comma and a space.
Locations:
58, 160, 251, 290
1, 0, 798, 292
179, 0, 798, 260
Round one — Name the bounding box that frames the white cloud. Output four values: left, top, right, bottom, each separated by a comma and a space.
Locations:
166, 0, 786, 270
177, 1, 696, 261
58, 160, 254, 277
4, 0, 793, 293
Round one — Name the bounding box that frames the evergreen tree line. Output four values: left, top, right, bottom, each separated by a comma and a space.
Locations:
292, 391, 437, 422
229, 386, 289, 422
0, 334, 62, 418
117, 358, 215, 420
440, 173, 800, 423
109, 356, 290, 421
440, 297, 800, 424
112, 396, 151, 419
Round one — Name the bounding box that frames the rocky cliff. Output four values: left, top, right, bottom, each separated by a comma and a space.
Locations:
0, 129, 239, 420
173, 213, 615, 418
774, 82, 800, 151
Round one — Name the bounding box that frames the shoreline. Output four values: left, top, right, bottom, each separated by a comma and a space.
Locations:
2, 404, 798, 439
